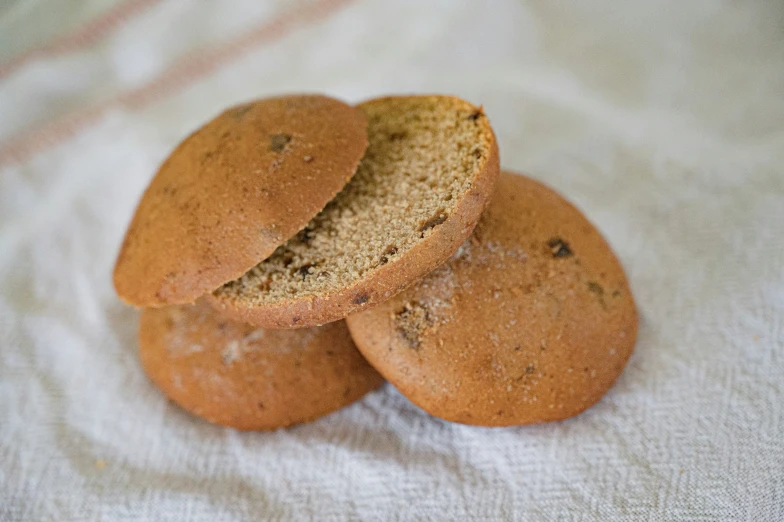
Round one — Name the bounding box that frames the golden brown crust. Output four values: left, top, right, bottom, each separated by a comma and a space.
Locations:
114, 95, 368, 307
208, 95, 500, 327
138, 301, 384, 430
346, 172, 638, 426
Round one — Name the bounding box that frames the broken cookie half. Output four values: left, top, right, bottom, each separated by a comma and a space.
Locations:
211, 95, 500, 328
114, 94, 369, 307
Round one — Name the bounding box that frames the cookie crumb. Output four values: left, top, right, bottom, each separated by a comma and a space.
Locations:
395, 302, 433, 349
221, 341, 241, 365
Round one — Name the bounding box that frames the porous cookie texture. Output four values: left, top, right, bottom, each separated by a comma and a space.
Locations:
346, 172, 638, 426
114, 95, 368, 307
139, 301, 384, 430
212, 96, 500, 328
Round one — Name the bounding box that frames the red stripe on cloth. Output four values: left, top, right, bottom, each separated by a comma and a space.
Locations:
0, 0, 162, 80
0, 0, 355, 169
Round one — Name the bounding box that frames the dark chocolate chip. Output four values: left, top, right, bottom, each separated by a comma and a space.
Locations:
228, 105, 252, 119
468, 110, 482, 121
419, 211, 448, 236
587, 282, 608, 309
587, 282, 604, 296
297, 264, 314, 280
379, 245, 399, 265
547, 237, 573, 258
269, 133, 292, 152
297, 226, 317, 245
352, 293, 369, 305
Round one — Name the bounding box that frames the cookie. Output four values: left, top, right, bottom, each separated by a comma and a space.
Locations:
114, 95, 368, 307
138, 301, 384, 430
346, 172, 638, 426
211, 95, 500, 328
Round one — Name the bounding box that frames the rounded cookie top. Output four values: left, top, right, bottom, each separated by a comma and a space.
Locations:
114, 94, 368, 307
139, 301, 384, 430
210, 95, 500, 328
346, 172, 638, 427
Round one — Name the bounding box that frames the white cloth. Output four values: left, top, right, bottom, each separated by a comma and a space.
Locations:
1, 0, 782, 520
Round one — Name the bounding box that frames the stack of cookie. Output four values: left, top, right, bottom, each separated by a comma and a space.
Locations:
114, 94, 637, 430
